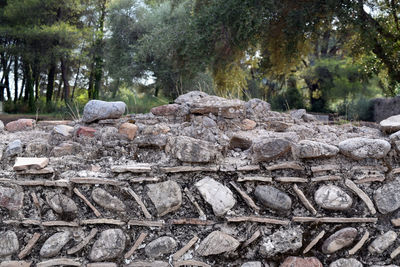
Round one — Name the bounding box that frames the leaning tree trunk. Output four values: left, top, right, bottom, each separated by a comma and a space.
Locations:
46, 61, 56, 104
60, 56, 70, 103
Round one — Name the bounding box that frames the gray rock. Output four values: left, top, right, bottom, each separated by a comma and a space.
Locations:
0, 120, 4, 132
89, 229, 126, 261
5, 139, 23, 157
40, 231, 71, 257
254, 185, 292, 211
195, 177, 236, 216
174, 91, 209, 105
91, 188, 125, 212
46, 192, 78, 218
290, 109, 306, 120
25, 141, 50, 157
338, 138, 391, 159
314, 185, 353, 210
145, 236, 177, 258
252, 138, 291, 162
303, 113, 317, 122
329, 258, 363, 267
245, 98, 271, 121
259, 227, 303, 257
321, 228, 357, 254
53, 125, 74, 137
147, 181, 182, 216
374, 178, 400, 214
390, 131, 400, 152
380, 114, 400, 133
368, 230, 397, 254
189, 95, 245, 119
0, 231, 19, 257
166, 136, 219, 163
197, 231, 240, 256
241, 262, 262, 267
292, 140, 339, 159
82, 100, 126, 123
0, 186, 24, 211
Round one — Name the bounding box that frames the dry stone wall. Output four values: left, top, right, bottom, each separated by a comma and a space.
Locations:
1, 92, 400, 266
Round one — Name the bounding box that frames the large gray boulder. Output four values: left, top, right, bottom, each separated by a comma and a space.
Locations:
338, 138, 391, 159
245, 98, 271, 121
380, 114, 400, 133
189, 95, 245, 119
166, 136, 219, 163
252, 138, 291, 162
292, 140, 339, 159
82, 100, 126, 123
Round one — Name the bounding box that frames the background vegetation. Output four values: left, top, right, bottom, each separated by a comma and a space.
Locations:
0, 0, 399, 120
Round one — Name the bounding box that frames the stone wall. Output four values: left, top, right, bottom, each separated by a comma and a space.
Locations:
372, 96, 400, 122
0, 92, 400, 267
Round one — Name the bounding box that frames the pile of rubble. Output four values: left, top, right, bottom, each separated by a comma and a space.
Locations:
1, 91, 400, 266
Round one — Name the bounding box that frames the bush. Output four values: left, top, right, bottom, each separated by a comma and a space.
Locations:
270, 85, 305, 111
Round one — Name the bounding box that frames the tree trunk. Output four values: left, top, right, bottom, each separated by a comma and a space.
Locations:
14, 56, 18, 103
19, 76, 25, 100
46, 61, 56, 103
60, 57, 70, 103
89, 0, 107, 100
24, 63, 35, 110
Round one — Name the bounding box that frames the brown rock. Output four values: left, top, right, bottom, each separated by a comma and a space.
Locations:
51, 142, 75, 156
0, 187, 24, 211
252, 138, 291, 162
230, 135, 252, 150
119, 122, 138, 140
5, 119, 34, 132
322, 228, 357, 254
189, 95, 245, 119
241, 119, 256, 130
13, 157, 49, 170
91, 188, 126, 211
280, 257, 323, 267
196, 231, 239, 256
151, 104, 180, 116
77, 126, 96, 137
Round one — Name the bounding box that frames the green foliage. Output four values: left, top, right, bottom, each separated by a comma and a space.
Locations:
270, 80, 305, 111
336, 97, 374, 121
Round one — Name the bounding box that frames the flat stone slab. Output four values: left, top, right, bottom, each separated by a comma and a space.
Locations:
322, 228, 357, 254
147, 181, 182, 216
314, 185, 353, 210
254, 185, 292, 211
89, 229, 126, 261
189, 95, 245, 119
145, 236, 177, 258
82, 100, 126, 123
338, 138, 391, 159
196, 231, 239, 256
110, 163, 152, 173
13, 157, 49, 171
195, 177, 236, 216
